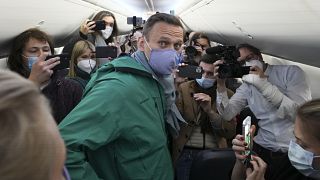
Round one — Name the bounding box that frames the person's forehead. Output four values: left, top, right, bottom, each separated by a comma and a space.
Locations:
239, 48, 252, 54
148, 22, 183, 41
25, 38, 49, 48
81, 48, 93, 54
200, 62, 213, 70
102, 16, 114, 23
196, 38, 209, 45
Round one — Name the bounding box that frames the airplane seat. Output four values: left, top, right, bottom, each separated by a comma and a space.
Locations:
189, 148, 236, 180
0, 58, 8, 70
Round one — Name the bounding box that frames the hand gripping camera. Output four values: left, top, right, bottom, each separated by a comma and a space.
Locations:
206, 45, 250, 78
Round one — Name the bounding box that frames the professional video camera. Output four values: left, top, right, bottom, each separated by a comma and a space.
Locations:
206, 45, 250, 78
184, 46, 200, 65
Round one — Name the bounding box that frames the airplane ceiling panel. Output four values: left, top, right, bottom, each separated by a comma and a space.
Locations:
1, 0, 93, 43
101, 0, 185, 18
1, 0, 320, 68
179, 0, 320, 67
0, 0, 133, 57
0, 0, 191, 58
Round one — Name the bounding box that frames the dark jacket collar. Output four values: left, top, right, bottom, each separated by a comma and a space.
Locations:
75, 65, 91, 81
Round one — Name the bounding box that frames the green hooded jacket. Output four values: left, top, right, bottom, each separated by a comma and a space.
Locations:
59, 56, 174, 180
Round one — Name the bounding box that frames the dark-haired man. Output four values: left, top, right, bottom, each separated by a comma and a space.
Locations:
173, 54, 236, 180
59, 13, 185, 180
215, 43, 312, 179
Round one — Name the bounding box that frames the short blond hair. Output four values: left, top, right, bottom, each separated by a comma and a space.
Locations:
0, 70, 58, 180
297, 99, 320, 143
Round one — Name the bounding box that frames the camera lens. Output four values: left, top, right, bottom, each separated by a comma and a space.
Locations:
185, 46, 198, 57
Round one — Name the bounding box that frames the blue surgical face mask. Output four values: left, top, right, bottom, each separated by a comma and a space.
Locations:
288, 140, 320, 179
63, 166, 71, 180
196, 77, 215, 89
144, 37, 177, 76
22, 55, 38, 70
175, 52, 184, 65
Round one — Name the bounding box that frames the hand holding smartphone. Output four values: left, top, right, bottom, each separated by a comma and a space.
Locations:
242, 116, 252, 167
45, 53, 69, 71
88, 20, 106, 31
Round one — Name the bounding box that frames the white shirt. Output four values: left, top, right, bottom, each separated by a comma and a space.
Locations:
217, 64, 311, 152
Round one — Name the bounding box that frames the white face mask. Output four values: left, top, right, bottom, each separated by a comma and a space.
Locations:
101, 26, 113, 39
245, 59, 264, 70
196, 77, 215, 89
77, 59, 96, 74
288, 140, 320, 179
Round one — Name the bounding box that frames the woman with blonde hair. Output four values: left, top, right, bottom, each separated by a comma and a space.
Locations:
0, 70, 70, 180
68, 40, 96, 88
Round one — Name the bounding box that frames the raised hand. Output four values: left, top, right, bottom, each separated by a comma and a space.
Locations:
28, 54, 60, 86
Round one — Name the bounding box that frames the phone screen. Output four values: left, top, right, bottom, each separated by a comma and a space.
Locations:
178, 65, 203, 79
45, 53, 69, 71
95, 46, 117, 59
242, 116, 252, 167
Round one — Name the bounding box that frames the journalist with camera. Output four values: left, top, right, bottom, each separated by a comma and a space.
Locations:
173, 54, 236, 180
117, 17, 144, 56
214, 43, 312, 179
183, 33, 211, 66
205, 45, 251, 79
119, 26, 143, 56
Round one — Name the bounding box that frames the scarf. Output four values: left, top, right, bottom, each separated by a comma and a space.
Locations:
132, 51, 186, 138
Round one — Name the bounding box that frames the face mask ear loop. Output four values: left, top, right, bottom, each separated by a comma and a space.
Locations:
89, 59, 93, 72
143, 36, 152, 51
143, 36, 153, 61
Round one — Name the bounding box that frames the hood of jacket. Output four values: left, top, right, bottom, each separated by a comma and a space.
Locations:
84, 56, 153, 96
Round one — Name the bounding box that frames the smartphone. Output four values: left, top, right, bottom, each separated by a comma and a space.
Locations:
127, 16, 143, 26
88, 20, 106, 31
178, 65, 203, 79
95, 46, 117, 59
242, 116, 252, 167
45, 53, 69, 71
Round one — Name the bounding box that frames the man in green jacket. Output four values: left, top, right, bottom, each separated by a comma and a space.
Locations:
59, 13, 184, 180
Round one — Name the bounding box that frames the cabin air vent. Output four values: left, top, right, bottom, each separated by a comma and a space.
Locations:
232, 21, 254, 40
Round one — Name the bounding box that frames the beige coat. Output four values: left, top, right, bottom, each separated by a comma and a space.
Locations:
172, 80, 236, 165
